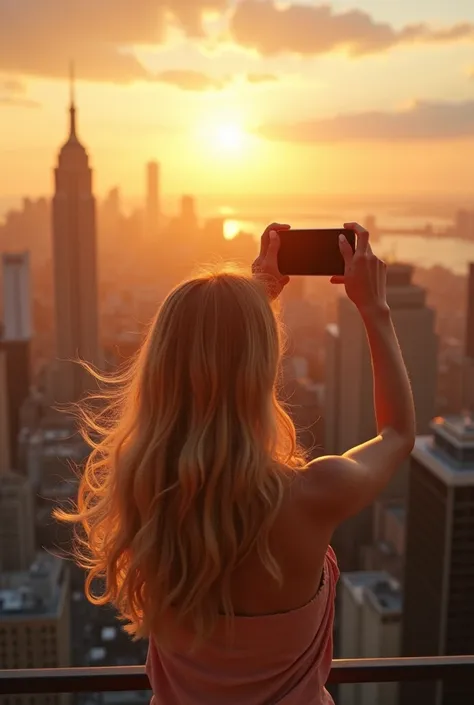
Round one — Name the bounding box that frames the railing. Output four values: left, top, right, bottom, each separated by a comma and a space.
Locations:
1, 656, 474, 694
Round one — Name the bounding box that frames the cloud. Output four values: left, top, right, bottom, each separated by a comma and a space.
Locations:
258, 101, 474, 142
1, 78, 25, 94
0, 77, 40, 107
0, 0, 227, 83
3, 0, 473, 86
155, 70, 228, 90
246, 73, 278, 83
229, 1, 474, 57
0, 97, 40, 107
154, 71, 279, 90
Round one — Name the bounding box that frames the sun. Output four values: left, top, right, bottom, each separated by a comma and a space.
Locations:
215, 123, 246, 153
194, 110, 256, 164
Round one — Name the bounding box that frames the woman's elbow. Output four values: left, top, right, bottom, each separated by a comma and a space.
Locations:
381, 427, 416, 458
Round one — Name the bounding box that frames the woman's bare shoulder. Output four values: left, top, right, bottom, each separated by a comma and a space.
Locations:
287, 456, 357, 525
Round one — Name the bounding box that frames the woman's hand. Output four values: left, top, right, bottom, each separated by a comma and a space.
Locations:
252, 222, 291, 300
330, 222, 388, 315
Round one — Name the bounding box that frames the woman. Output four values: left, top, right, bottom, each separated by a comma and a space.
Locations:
56, 221, 415, 704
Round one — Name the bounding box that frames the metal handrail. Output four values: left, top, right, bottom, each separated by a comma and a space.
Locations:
1, 656, 474, 694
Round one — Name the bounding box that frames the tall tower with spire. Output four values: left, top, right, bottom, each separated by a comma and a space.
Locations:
52, 64, 100, 402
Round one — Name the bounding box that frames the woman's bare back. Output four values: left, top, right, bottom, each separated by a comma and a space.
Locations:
230, 471, 332, 617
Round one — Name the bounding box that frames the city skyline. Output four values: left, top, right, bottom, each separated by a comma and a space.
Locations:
1, 1, 474, 198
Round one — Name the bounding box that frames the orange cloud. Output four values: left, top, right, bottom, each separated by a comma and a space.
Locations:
0, 77, 40, 107
0, 0, 227, 82
156, 70, 228, 90
2, 1, 473, 85
259, 101, 474, 142
230, 1, 474, 57
154, 71, 279, 90
246, 73, 278, 83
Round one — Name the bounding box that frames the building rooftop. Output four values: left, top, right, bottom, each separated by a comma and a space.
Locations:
386, 262, 414, 286
432, 414, 474, 445
365, 577, 403, 615
0, 551, 68, 620
342, 570, 402, 615
413, 415, 474, 485
341, 571, 394, 605
413, 437, 474, 485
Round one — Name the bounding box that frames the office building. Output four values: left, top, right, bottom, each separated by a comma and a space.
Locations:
23, 414, 87, 494
2, 251, 31, 342
0, 552, 71, 705
438, 344, 463, 416
462, 262, 474, 410
324, 324, 340, 454
325, 263, 438, 569
17, 410, 88, 552
52, 68, 100, 403
0, 454, 71, 705
339, 571, 402, 705
180, 194, 197, 231
1, 252, 32, 468
282, 356, 325, 456
464, 262, 474, 361
0, 471, 35, 572
360, 499, 405, 581
327, 263, 437, 453
455, 209, 474, 240
0, 349, 10, 474
146, 161, 160, 236
401, 416, 474, 705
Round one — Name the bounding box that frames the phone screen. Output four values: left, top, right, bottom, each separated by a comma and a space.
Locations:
277, 228, 356, 276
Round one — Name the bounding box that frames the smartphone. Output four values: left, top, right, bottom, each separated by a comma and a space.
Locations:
277, 228, 356, 276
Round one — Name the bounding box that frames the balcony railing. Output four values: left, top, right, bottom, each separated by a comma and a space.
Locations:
1, 656, 474, 694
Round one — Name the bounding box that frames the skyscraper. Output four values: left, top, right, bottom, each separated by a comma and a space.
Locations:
2, 252, 31, 342
324, 324, 340, 454
462, 262, 474, 411
339, 571, 402, 705
1, 252, 32, 468
464, 263, 474, 361
0, 349, 10, 474
0, 471, 35, 572
0, 456, 70, 705
52, 67, 100, 403
146, 161, 160, 237
0, 551, 71, 705
401, 416, 474, 705
325, 263, 438, 569
178, 194, 197, 234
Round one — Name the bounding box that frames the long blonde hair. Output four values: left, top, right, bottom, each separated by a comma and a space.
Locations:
55, 268, 307, 644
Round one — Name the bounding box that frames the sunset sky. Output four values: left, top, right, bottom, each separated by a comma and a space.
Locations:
1, 0, 474, 199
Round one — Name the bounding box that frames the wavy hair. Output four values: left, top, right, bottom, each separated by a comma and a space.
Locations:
54, 268, 307, 645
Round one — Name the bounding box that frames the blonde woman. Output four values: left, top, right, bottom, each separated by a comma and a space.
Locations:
56, 221, 415, 704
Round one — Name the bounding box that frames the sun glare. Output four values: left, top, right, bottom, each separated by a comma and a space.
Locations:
196, 114, 253, 160
215, 123, 245, 153
223, 219, 241, 240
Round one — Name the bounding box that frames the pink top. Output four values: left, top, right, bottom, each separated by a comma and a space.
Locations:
146, 546, 339, 705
